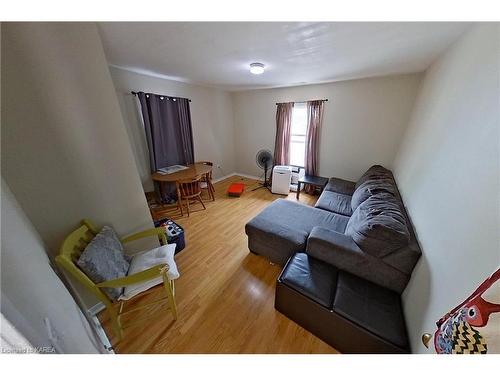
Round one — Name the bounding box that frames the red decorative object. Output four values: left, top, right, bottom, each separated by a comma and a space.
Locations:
433, 268, 500, 354
227, 183, 245, 197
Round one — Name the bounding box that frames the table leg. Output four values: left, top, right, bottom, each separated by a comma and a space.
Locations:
176, 185, 183, 216
158, 181, 164, 204
296, 182, 301, 200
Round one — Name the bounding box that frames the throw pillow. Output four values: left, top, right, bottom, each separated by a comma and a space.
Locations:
345, 194, 409, 258
120, 244, 179, 301
351, 178, 396, 211
355, 165, 393, 189
77, 226, 130, 300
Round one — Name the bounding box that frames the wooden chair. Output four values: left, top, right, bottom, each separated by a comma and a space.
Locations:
176, 176, 206, 217
198, 161, 215, 201
55, 219, 178, 342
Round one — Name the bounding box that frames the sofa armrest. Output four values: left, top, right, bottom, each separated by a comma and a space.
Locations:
121, 227, 167, 246
306, 227, 363, 267
306, 226, 409, 293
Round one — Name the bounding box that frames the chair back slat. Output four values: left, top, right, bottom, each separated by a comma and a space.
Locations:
195, 161, 215, 201
177, 176, 202, 198
198, 161, 213, 180
55, 220, 113, 306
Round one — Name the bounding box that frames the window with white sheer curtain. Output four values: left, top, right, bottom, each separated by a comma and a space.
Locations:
289, 102, 307, 167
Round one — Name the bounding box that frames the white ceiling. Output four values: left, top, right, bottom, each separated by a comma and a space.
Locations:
98, 22, 471, 91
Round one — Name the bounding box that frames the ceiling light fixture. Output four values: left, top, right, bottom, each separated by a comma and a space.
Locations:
250, 62, 265, 75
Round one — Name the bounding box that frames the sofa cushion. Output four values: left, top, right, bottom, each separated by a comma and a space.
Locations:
351, 179, 396, 211
280, 253, 338, 308
345, 194, 410, 258
324, 177, 356, 196
381, 244, 423, 275
246, 199, 350, 235
355, 165, 393, 189
315, 191, 353, 216
333, 271, 409, 349
77, 226, 130, 300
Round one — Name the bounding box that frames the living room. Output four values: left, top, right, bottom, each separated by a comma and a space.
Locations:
1, 1, 499, 372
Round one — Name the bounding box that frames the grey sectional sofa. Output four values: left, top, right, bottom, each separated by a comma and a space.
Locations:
245, 165, 421, 293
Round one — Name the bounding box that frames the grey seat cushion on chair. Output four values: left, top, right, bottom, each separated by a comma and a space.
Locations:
345, 194, 410, 258
77, 226, 130, 300
315, 191, 353, 216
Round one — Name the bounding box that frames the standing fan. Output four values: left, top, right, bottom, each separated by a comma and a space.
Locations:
252, 149, 273, 191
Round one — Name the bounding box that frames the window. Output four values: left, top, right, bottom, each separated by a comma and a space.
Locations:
289, 102, 307, 167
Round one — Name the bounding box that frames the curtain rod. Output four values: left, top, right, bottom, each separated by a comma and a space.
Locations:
275, 99, 328, 105
131, 91, 192, 102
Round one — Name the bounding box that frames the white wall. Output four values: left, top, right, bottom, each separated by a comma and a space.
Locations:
231, 74, 421, 180
1, 179, 100, 353
109, 66, 236, 191
393, 24, 500, 353
1, 22, 157, 308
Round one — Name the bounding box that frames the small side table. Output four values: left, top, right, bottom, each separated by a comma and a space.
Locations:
296, 174, 329, 200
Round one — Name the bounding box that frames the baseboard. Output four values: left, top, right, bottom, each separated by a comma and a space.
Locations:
212, 172, 263, 184
234, 172, 264, 181
212, 173, 237, 184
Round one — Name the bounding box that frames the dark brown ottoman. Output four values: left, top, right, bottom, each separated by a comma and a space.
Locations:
275, 253, 410, 353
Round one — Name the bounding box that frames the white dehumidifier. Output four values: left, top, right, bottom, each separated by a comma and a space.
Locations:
271, 165, 292, 195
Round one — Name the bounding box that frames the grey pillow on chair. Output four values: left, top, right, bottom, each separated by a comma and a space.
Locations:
77, 226, 130, 300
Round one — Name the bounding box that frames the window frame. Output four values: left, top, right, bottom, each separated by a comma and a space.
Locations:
289, 103, 307, 168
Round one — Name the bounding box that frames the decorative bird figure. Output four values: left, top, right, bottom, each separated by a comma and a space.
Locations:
432, 268, 500, 354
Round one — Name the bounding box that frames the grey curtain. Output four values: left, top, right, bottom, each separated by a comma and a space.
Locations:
137, 92, 194, 202
304, 100, 324, 193
273, 102, 294, 166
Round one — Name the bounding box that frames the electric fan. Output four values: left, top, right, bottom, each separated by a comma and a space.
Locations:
253, 149, 273, 191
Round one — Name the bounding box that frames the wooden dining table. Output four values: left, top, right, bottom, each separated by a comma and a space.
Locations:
152, 162, 212, 183
151, 162, 213, 212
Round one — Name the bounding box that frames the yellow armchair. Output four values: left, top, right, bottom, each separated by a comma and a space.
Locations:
121, 227, 167, 245
55, 219, 177, 342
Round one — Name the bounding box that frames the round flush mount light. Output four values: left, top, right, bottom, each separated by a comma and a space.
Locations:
250, 62, 265, 75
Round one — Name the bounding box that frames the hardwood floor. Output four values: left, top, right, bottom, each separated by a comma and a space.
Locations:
99, 175, 338, 354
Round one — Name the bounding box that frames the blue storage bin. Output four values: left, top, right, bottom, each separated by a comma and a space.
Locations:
154, 218, 186, 254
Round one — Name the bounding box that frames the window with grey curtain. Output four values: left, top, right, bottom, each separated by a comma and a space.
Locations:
273, 102, 294, 166
137, 92, 194, 202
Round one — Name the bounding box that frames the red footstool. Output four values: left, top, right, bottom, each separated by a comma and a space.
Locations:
227, 183, 245, 197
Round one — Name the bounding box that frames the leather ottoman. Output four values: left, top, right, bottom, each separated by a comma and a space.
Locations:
275, 253, 410, 353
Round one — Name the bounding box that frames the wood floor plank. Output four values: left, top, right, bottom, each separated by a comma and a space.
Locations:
99, 175, 338, 354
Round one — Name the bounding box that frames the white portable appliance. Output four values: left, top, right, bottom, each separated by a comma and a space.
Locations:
271, 165, 292, 195
290, 166, 305, 192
